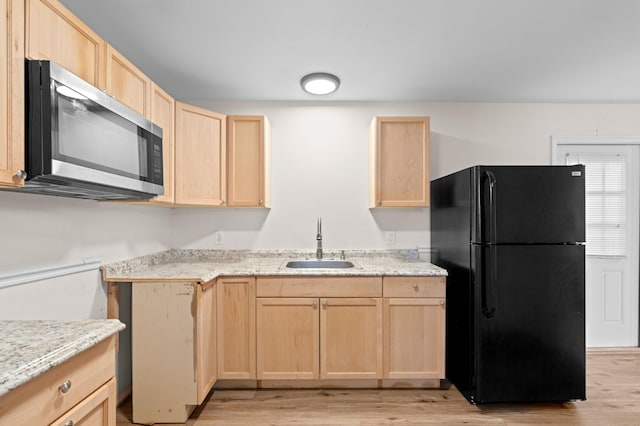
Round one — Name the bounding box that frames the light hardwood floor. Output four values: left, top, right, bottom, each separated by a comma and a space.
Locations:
116, 349, 640, 425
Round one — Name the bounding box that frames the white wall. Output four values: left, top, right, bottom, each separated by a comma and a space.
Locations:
0, 191, 172, 319
172, 101, 640, 251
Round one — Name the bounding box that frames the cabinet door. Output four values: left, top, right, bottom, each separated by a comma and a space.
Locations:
26, 0, 105, 88
256, 298, 319, 380
0, 0, 24, 188
227, 115, 271, 207
105, 44, 151, 118
320, 298, 383, 379
217, 277, 256, 379
148, 83, 175, 204
383, 298, 445, 379
369, 116, 430, 207
196, 281, 216, 403
50, 377, 116, 426
175, 102, 227, 206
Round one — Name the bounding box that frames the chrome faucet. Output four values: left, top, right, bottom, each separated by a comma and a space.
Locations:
316, 217, 323, 259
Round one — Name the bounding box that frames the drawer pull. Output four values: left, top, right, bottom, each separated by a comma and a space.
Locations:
59, 380, 72, 393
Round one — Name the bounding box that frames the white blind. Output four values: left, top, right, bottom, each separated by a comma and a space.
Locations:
566, 153, 627, 257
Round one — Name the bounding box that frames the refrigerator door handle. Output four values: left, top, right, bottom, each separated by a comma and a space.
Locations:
482, 245, 497, 318
483, 170, 497, 244
482, 170, 497, 318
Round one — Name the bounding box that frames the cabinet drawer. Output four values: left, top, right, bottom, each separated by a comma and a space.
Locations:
50, 377, 116, 426
383, 276, 445, 298
257, 277, 382, 298
0, 336, 116, 425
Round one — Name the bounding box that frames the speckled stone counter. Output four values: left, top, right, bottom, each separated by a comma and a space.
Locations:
0, 319, 125, 397
101, 249, 447, 282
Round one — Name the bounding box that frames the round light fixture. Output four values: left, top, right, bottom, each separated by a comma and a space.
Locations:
300, 72, 340, 95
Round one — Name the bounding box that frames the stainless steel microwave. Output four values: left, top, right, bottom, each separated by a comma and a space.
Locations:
21, 60, 164, 200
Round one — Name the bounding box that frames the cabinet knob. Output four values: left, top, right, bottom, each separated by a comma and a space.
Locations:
413, 284, 419, 291
312, 300, 318, 309
377, 200, 382, 206
15, 170, 27, 179
259, 199, 264, 206
322, 301, 328, 309
64, 421, 74, 426
440, 300, 445, 306
221, 200, 226, 206
59, 380, 72, 393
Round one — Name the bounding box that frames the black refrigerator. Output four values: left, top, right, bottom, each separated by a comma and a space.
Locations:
431, 165, 586, 404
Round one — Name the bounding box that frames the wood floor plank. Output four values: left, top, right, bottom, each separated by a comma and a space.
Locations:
117, 349, 640, 425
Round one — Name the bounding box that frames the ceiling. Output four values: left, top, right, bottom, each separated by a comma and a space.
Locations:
59, 0, 640, 103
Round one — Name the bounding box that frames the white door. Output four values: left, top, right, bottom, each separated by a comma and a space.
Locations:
557, 142, 639, 347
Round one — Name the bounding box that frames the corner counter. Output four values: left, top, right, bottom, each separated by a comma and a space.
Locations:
101, 249, 448, 282
0, 319, 125, 425
100, 249, 447, 424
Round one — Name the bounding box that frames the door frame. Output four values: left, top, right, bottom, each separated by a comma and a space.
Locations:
551, 135, 640, 347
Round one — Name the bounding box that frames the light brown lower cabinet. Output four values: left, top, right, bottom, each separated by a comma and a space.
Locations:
0, 336, 117, 426
256, 298, 320, 380
383, 277, 446, 380
256, 296, 383, 381
217, 277, 256, 380
320, 297, 383, 379
131, 280, 216, 424
256, 277, 384, 381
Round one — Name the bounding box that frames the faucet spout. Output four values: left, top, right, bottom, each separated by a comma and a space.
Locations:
316, 217, 323, 259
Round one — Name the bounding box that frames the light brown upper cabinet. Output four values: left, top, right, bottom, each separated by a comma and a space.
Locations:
227, 115, 271, 207
105, 44, 151, 118
26, 0, 106, 88
142, 83, 175, 205
26, 0, 155, 120
175, 102, 226, 206
369, 116, 430, 208
0, 0, 25, 188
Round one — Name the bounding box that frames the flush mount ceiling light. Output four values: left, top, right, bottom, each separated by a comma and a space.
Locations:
300, 72, 340, 95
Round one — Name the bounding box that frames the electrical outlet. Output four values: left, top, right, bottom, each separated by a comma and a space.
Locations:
215, 231, 224, 245
385, 231, 395, 245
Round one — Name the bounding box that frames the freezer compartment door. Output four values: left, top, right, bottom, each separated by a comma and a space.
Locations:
473, 165, 585, 244
472, 244, 586, 403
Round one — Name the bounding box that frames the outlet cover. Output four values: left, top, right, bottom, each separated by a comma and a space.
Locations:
385, 231, 395, 245
215, 231, 224, 245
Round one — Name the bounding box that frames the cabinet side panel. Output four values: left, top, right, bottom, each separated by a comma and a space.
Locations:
196, 281, 217, 403
131, 282, 197, 424
0, 0, 24, 187
148, 83, 175, 204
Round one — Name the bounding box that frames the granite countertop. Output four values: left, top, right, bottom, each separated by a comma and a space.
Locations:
0, 319, 125, 397
101, 249, 447, 282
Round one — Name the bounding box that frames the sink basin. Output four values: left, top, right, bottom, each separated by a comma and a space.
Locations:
285, 259, 356, 269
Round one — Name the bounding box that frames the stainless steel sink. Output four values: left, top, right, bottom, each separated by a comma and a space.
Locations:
285, 259, 356, 269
